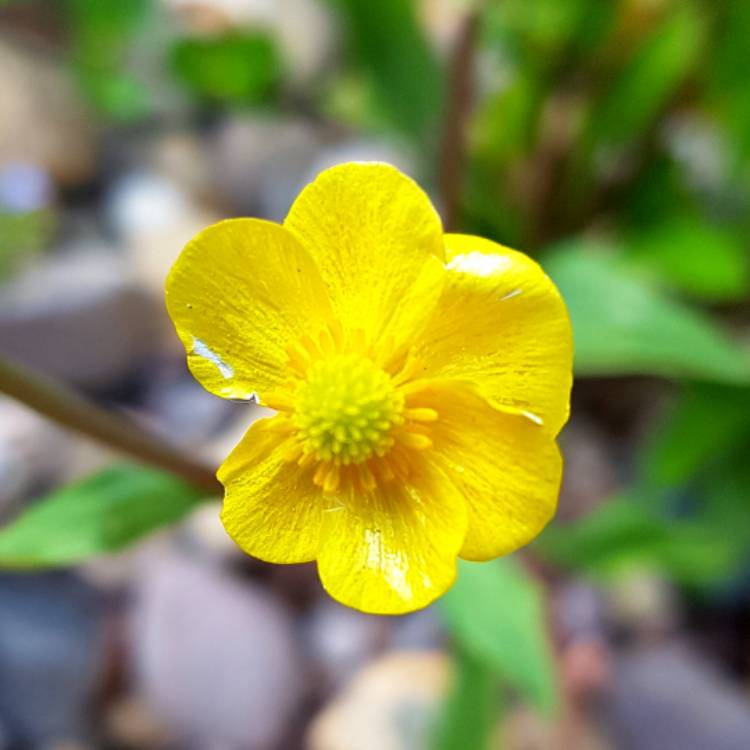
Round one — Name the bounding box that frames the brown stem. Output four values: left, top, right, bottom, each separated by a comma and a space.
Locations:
0, 355, 222, 495
438, 8, 481, 232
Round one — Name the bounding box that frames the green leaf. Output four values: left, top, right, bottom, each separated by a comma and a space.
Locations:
545, 243, 750, 383
706, 0, 750, 163
588, 3, 705, 148
0, 465, 206, 567
171, 33, 281, 105
643, 384, 750, 486
439, 558, 557, 714
537, 497, 740, 587
68, 0, 153, 120
327, 0, 443, 140
625, 218, 749, 301
431, 648, 498, 750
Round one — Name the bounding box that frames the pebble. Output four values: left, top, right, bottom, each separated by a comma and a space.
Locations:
210, 115, 324, 220
130, 552, 303, 749
0, 41, 96, 186
0, 397, 70, 523
308, 650, 450, 750
106, 170, 219, 299
0, 572, 105, 747
606, 644, 750, 750
0, 251, 160, 390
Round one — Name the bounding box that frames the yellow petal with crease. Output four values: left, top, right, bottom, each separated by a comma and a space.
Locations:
218, 416, 325, 563
284, 163, 445, 349
166, 218, 332, 400
414, 234, 573, 436
409, 381, 562, 561
317, 458, 467, 614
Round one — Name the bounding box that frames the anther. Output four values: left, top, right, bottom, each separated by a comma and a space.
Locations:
397, 431, 433, 450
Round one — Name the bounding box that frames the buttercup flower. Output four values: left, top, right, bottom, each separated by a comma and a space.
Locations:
165, 163, 572, 614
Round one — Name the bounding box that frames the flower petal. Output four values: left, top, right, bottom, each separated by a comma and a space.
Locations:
166, 218, 332, 400
218, 416, 324, 563
284, 163, 445, 348
316, 459, 467, 614
413, 234, 573, 436
409, 380, 562, 561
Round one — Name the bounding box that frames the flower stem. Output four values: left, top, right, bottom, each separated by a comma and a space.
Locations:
438, 7, 481, 232
0, 354, 222, 495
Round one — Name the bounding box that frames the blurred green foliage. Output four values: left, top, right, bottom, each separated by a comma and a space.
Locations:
326, 0, 444, 141
0, 465, 205, 567
431, 647, 497, 750
0, 210, 54, 278
547, 242, 750, 382
440, 559, 557, 714
67, 0, 153, 120
2, 0, 750, 740
171, 33, 281, 105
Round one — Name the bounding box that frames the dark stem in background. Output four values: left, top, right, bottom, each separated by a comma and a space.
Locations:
438, 8, 481, 232
0, 354, 222, 495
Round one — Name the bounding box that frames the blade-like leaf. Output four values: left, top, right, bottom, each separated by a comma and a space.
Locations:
0, 465, 207, 567
545, 243, 750, 383
537, 497, 741, 587
588, 3, 705, 149
625, 218, 749, 302
439, 558, 557, 714
431, 648, 498, 750
643, 384, 750, 486
327, 0, 443, 139
170, 32, 281, 105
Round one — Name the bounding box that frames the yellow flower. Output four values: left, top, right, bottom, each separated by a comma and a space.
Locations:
165, 163, 572, 614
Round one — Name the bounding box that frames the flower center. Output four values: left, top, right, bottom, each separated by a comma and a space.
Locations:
293, 354, 404, 465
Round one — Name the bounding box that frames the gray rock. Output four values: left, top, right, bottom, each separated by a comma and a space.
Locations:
304, 599, 386, 691
131, 553, 303, 749
558, 418, 618, 522
0, 251, 160, 389
210, 116, 324, 220
304, 600, 445, 694
308, 651, 451, 750
607, 644, 750, 750
0, 572, 106, 747
105, 170, 218, 299
391, 607, 445, 652
141, 373, 237, 445
274, 0, 336, 87
0, 397, 70, 522
605, 572, 679, 638
0, 41, 96, 186
555, 581, 605, 642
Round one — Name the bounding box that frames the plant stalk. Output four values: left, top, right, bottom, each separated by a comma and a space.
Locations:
0, 354, 222, 495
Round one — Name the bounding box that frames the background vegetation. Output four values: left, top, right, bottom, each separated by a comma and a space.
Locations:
1, 1, 750, 748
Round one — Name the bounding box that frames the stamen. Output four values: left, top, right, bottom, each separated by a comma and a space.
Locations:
282, 326, 441, 492
386, 450, 411, 480
323, 466, 341, 493
293, 353, 404, 466
300, 334, 322, 358
350, 328, 368, 356
405, 407, 439, 422
319, 327, 336, 355
397, 431, 433, 450
282, 441, 303, 463
357, 462, 377, 492
313, 461, 330, 487
329, 320, 345, 349
393, 356, 426, 385
298, 450, 316, 468
286, 342, 311, 376
262, 391, 295, 412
